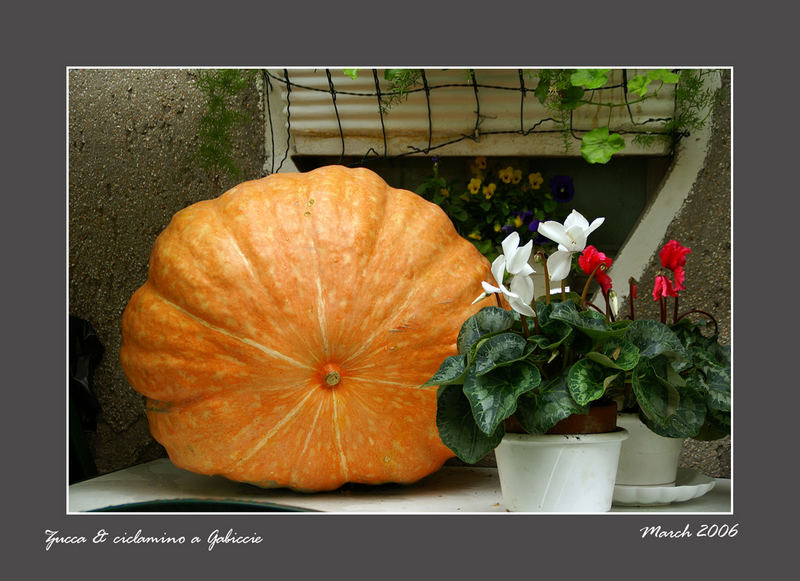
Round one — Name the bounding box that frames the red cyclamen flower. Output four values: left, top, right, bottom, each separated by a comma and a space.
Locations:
652, 274, 678, 300
659, 240, 691, 290
578, 245, 613, 293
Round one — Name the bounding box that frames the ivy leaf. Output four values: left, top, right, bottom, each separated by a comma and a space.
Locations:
436, 386, 504, 463
647, 69, 680, 84
559, 86, 586, 110
533, 80, 550, 104
463, 363, 542, 435
570, 69, 610, 89
627, 74, 650, 97
343, 69, 360, 80
580, 127, 626, 164
422, 354, 467, 387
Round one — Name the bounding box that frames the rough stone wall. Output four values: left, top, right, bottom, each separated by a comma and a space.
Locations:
68, 68, 265, 474
620, 70, 732, 478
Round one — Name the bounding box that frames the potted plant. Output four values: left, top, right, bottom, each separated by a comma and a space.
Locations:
423, 211, 730, 512
612, 240, 731, 488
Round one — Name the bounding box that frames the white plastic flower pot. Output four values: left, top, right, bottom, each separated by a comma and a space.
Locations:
495, 429, 629, 512
615, 413, 685, 486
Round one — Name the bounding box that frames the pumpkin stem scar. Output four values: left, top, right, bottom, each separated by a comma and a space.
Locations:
319, 362, 342, 388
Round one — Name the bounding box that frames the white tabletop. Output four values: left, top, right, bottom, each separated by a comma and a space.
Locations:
68, 458, 731, 514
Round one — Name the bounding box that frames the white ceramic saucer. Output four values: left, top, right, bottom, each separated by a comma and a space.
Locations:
613, 468, 716, 506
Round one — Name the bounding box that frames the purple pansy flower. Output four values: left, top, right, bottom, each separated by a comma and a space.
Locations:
549, 175, 575, 203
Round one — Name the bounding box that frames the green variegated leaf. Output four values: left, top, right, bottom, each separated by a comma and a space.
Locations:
456, 306, 516, 355
626, 319, 691, 370
527, 319, 572, 350
704, 366, 731, 412
639, 384, 707, 439
584, 337, 640, 370
567, 359, 610, 405
514, 370, 587, 434
632, 359, 680, 423
695, 408, 730, 440
549, 300, 627, 341
422, 354, 467, 387
463, 363, 541, 435
473, 333, 533, 376
633, 360, 707, 438
436, 386, 504, 463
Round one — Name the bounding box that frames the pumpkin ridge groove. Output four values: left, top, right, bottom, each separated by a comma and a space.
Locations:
331, 390, 350, 481
291, 391, 330, 486
210, 200, 320, 359
232, 386, 320, 468
342, 229, 461, 366
151, 289, 313, 371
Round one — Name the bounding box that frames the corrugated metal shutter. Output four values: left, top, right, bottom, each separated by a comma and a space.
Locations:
271, 68, 676, 158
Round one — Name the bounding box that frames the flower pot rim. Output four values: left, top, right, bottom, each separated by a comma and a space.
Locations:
501, 428, 629, 445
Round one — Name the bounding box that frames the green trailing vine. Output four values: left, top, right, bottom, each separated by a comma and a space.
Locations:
345, 67, 720, 164
194, 68, 258, 178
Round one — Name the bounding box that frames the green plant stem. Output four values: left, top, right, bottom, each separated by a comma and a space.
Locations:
673, 294, 679, 324
537, 251, 551, 305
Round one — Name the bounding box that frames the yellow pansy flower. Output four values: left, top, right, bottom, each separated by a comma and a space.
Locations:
468, 177, 482, 194
528, 172, 544, 189
475, 156, 487, 170
512, 169, 522, 184
513, 215, 523, 228
468, 231, 483, 240
482, 182, 497, 199
440, 188, 450, 198
499, 166, 514, 184
494, 224, 502, 232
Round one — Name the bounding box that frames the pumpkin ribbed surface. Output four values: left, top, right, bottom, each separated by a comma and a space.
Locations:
120, 165, 492, 491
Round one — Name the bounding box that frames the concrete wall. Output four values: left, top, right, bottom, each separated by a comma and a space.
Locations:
68, 68, 731, 479
69, 68, 266, 473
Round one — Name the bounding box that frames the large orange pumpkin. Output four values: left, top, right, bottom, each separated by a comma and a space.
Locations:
120, 165, 493, 491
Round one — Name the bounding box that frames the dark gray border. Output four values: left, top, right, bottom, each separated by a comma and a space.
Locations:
9, 1, 788, 577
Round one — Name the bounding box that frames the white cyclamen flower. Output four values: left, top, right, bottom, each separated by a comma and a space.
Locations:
472, 231, 535, 305
473, 254, 519, 304
500, 232, 535, 277
537, 210, 605, 282
507, 273, 536, 317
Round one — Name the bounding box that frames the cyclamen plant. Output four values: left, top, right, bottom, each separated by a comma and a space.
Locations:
425, 211, 731, 463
